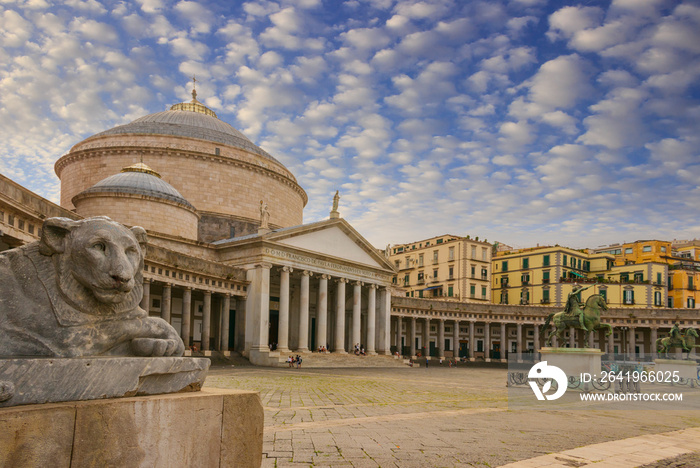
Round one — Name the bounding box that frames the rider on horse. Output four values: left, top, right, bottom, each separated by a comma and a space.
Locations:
669, 322, 686, 349
563, 284, 593, 331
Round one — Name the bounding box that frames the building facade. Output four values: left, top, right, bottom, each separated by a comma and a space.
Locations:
492, 246, 668, 309
388, 234, 492, 302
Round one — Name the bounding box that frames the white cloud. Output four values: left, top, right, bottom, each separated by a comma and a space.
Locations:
578, 86, 648, 149
528, 54, 592, 109
0, 9, 34, 48
174, 1, 215, 35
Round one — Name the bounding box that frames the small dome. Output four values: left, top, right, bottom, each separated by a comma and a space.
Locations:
75, 163, 195, 210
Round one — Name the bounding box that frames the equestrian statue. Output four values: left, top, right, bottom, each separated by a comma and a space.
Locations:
542, 284, 613, 347
656, 322, 699, 358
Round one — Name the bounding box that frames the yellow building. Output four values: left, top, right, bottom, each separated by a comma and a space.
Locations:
492, 246, 667, 308
595, 240, 697, 309
388, 234, 492, 302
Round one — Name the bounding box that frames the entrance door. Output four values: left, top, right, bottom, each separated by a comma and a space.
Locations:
310, 318, 316, 351
492, 341, 501, 360
269, 310, 279, 348
429, 341, 436, 356
228, 310, 236, 350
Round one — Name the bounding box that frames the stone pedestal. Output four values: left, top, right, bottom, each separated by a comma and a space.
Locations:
539, 347, 603, 377
0, 388, 263, 468
654, 359, 698, 380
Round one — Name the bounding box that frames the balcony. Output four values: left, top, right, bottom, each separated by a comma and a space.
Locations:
447, 275, 454, 280
542, 278, 550, 284
541, 299, 550, 304
522, 281, 530, 286
416, 279, 425, 285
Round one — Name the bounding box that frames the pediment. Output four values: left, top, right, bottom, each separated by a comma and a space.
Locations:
272, 223, 386, 269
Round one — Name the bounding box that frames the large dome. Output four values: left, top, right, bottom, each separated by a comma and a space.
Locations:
93, 103, 282, 166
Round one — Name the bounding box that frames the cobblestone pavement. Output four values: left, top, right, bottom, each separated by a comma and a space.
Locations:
205, 366, 700, 467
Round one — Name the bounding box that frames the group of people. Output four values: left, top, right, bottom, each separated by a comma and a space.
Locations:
286, 355, 302, 368
353, 343, 366, 356
317, 345, 328, 353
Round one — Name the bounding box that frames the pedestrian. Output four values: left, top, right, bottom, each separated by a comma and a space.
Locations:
296, 355, 302, 369
425, 358, 429, 368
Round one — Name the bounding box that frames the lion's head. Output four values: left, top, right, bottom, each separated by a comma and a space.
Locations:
40, 217, 147, 315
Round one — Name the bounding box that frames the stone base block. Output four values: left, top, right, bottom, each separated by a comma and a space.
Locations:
0, 357, 209, 408
540, 347, 603, 377
221, 351, 231, 357
0, 388, 263, 468
654, 359, 698, 380
203, 350, 213, 357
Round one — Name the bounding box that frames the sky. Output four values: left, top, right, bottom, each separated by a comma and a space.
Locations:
1, 0, 699, 250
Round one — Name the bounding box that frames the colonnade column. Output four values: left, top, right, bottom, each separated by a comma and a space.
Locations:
161, 284, 171, 323
650, 327, 658, 357
533, 323, 539, 354
298, 270, 312, 353
352, 281, 362, 349
367, 284, 376, 354
316, 274, 329, 351
410, 317, 417, 356
607, 331, 614, 354
202, 291, 211, 351
629, 326, 636, 356
334, 278, 347, 353
453, 320, 460, 358
278, 267, 292, 353
181, 287, 191, 348
423, 318, 430, 356
437, 319, 444, 358
221, 294, 231, 352
500, 322, 506, 361
516, 323, 522, 361
141, 278, 151, 311
469, 321, 475, 360
484, 323, 490, 360
396, 317, 402, 354
587, 328, 595, 348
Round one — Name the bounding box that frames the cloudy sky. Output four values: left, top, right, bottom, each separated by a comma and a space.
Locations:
1, 0, 699, 250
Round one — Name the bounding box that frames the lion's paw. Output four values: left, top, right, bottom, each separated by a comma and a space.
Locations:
131, 338, 184, 357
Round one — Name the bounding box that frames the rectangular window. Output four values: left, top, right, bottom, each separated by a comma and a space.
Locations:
661, 246, 667, 253
418, 290, 423, 298
502, 261, 508, 272
521, 273, 530, 284
583, 261, 590, 271
448, 286, 453, 297
563, 254, 567, 266
417, 272, 424, 282
642, 245, 652, 252
481, 286, 487, 298
437, 238, 443, 244
448, 246, 455, 260
418, 254, 424, 267
623, 290, 634, 305
542, 270, 550, 283
542, 289, 550, 303
654, 291, 661, 306
395, 260, 400, 269
482, 268, 488, 280
404, 274, 410, 285
405, 257, 410, 269
471, 265, 476, 277
522, 258, 529, 269
482, 247, 488, 261
688, 298, 695, 308
448, 266, 454, 279
433, 269, 438, 278
8, 214, 14, 226
625, 247, 633, 254
621, 273, 629, 283
471, 246, 476, 258
543, 255, 550, 266
600, 289, 607, 301
657, 273, 662, 285
577, 259, 581, 270
433, 250, 439, 263
689, 276, 694, 290
470, 284, 475, 296
28, 224, 34, 235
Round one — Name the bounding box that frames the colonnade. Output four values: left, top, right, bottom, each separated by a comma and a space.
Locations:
141, 278, 240, 352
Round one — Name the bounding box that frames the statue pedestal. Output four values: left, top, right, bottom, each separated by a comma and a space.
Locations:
539, 347, 603, 378
654, 359, 697, 382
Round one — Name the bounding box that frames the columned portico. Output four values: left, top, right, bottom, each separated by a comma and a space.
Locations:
334, 278, 348, 353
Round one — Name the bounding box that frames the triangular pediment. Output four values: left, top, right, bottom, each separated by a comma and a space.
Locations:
271, 221, 388, 270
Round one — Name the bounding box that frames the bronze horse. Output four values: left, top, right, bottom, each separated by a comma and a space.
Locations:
656, 328, 699, 358
542, 294, 613, 347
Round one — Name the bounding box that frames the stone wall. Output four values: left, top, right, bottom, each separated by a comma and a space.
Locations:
198, 212, 268, 243
74, 193, 200, 240
56, 134, 306, 228
0, 388, 263, 467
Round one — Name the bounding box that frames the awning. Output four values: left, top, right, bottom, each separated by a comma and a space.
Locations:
423, 285, 441, 290
570, 271, 585, 278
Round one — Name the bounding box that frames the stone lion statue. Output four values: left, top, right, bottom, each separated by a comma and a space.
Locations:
0, 216, 184, 357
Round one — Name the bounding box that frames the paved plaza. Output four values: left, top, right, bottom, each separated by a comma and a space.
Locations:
205, 364, 700, 467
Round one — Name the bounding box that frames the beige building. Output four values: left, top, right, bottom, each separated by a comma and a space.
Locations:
388, 234, 491, 302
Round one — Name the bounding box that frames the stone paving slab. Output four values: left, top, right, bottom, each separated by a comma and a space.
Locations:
205, 366, 700, 467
